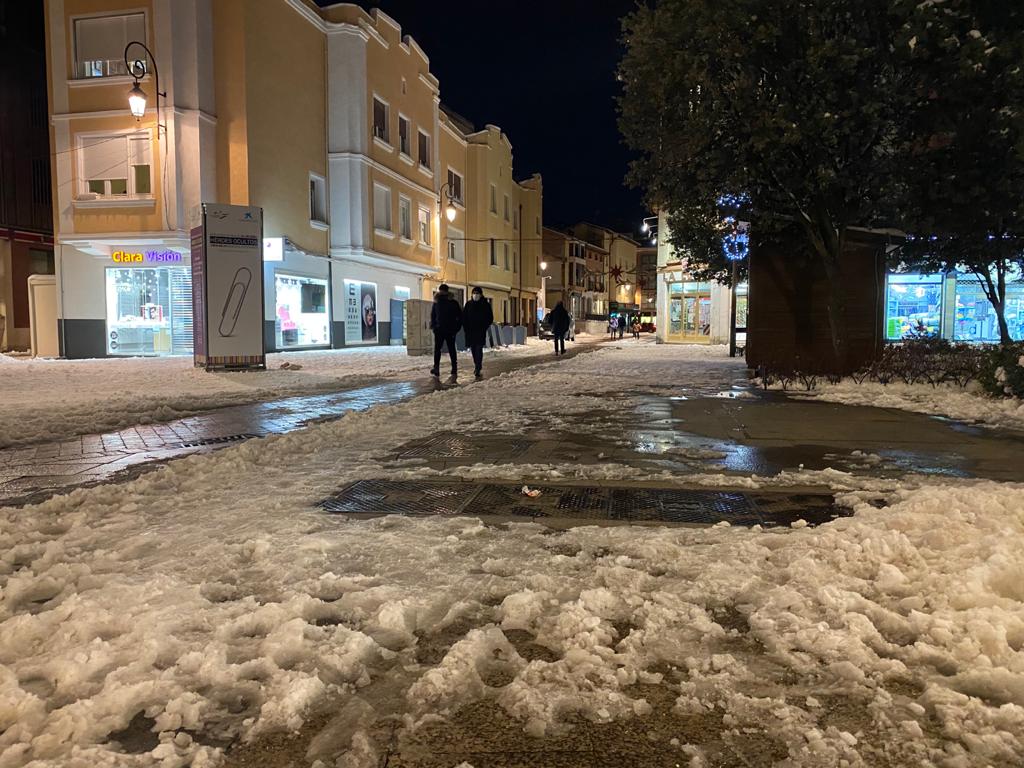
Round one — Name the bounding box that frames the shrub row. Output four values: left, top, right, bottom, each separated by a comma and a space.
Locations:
755, 339, 1024, 398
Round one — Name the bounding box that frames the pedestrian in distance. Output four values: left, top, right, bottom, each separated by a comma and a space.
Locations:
618, 316, 626, 339
430, 283, 462, 383
568, 311, 576, 342
462, 286, 493, 380
550, 301, 571, 356
632, 319, 642, 340
609, 315, 618, 339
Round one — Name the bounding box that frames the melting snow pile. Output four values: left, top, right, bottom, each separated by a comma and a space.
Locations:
0, 345, 1021, 767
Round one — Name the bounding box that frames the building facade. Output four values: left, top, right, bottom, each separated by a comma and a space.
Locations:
655, 211, 746, 345
1, 1, 54, 352
43, 0, 542, 358
636, 246, 657, 323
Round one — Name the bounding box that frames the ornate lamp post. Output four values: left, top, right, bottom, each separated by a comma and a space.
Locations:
123, 41, 166, 133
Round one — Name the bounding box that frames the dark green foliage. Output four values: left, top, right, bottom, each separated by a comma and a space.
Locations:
979, 343, 1024, 397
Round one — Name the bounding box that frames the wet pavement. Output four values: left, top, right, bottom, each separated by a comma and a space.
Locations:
0, 342, 602, 507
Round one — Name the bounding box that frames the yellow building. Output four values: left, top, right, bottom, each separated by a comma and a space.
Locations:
44, 0, 543, 357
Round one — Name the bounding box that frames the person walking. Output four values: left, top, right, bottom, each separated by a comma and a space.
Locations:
568, 311, 576, 342
609, 315, 618, 339
550, 301, 571, 356
462, 286, 493, 380
618, 315, 626, 339
632, 319, 642, 340
430, 283, 462, 382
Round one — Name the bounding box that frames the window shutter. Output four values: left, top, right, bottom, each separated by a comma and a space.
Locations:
82, 135, 127, 182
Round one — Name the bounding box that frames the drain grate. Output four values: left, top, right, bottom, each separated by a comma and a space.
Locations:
178, 433, 259, 448
396, 433, 533, 460
318, 481, 844, 527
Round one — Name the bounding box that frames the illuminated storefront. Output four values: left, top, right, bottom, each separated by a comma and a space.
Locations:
273, 273, 330, 349
105, 265, 193, 356
884, 270, 1023, 343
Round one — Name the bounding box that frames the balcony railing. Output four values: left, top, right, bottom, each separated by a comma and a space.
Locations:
75, 59, 146, 80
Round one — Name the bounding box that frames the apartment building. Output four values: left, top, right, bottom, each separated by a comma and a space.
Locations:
1, 1, 53, 352
572, 221, 640, 322
541, 226, 587, 321
43, 0, 542, 358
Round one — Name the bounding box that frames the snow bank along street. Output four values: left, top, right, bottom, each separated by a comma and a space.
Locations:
0, 341, 557, 449
1, 345, 1023, 767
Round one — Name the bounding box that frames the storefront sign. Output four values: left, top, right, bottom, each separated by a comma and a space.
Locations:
111, 249, 184, 263
344, 279, 378, 344
191, 203, 265, 369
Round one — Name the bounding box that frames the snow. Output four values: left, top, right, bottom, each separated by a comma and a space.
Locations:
1, 344, 1023, 767
791, 380, 1024, 432
0, 340, 556, 448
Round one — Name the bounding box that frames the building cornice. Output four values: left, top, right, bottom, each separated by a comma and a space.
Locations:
51, 107, 217, 125
329, 152, 437, 199
329, 246, 439, 276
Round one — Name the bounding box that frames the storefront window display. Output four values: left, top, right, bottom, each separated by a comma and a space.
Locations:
667, 281, 712, 341
885, 273, 944, 340
275, 274, 330, 349
105, 267, 192, 356
954, 279, 1024, 342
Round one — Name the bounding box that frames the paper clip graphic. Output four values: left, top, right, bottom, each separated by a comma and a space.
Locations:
219, 267, 252, 337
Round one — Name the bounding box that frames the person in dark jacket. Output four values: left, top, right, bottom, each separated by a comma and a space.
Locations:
462, 286, 494, 379
430, 283, 462, 381
549, 301, 571, 356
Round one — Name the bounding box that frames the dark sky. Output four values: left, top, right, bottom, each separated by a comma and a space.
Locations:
317, 0, 644, 233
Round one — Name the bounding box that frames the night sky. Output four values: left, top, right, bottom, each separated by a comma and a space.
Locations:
317, 0, 645, 233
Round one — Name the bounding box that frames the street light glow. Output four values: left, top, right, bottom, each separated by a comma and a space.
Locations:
640, 221, 649, 233
540, 261, 547, 270
445, 202, 457, 222
128, 82, 147, 119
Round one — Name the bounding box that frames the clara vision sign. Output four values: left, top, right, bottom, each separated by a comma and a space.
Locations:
110, 249, 184, 263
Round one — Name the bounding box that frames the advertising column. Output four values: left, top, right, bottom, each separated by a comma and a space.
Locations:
190, 203, 266, 369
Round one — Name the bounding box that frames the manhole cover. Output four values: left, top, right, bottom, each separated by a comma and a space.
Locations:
318, 481, 844, 527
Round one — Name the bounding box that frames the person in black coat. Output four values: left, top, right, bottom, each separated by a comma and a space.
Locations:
430, 283, 462, 380
462, 286, 494, 379
550, 301, 571, 356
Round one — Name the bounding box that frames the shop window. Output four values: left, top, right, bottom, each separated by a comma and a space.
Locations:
399, 196, 412, 240
309, 173, 327, 224
885, 273, 943, 340
372, 97, 389, 143
447, 227, 465, 262
418, 206, 431, 244
953, 277, 1024, 342
373, 184, 391, 232
398, 116, 411, 156
418, 131, 431, 170
105, 267, 192, 356
73, 12, 145, 79
446, 169, 463, 204
79, 132, 152, 198
275, 274, 329, 349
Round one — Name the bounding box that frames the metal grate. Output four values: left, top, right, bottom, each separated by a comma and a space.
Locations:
395, 433, 533, 460
319, 481, 844, 527
177, 433, 259, 448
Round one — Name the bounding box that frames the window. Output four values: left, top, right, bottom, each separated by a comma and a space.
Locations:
275, 274, 330, 349
503, 242, 510, 270
446, 169, 463, 204
447, 227, 465, 262
536, 216, 540, 235
513, 249, 518, 273
373, 184, 392, 232
80, 132, 152, 197
399, 196, 412, 240
105, 266, 193, 356
372, 97, 389, 143
884, 273, 943, 340
417, 131, 431, 170
490, 239, 497, 266
398, 116, 411, 156
74, 13, 145, 79
503, 195, 510, 222
490, 185, 497, 214
513, 209, 519, 230
309, 173, 327, 224
418, 206, 431, 244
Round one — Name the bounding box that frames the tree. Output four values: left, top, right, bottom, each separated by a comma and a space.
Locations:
618, 0, 909, 369
890, 0, 1024, 345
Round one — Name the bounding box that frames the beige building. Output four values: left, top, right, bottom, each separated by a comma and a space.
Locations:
43, 0, 542, 357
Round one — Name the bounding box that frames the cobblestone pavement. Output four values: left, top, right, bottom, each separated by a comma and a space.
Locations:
0, 342, 603, 507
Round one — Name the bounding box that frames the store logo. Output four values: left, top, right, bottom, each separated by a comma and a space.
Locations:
111, 249, 183, 263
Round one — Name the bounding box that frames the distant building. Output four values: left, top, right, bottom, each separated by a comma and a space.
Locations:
636, 246, 657, 321
0, 1, 53, 351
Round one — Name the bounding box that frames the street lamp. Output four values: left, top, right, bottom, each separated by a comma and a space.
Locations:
540, 261, 547, 271
439, 182, 458, 222
640, 215, 657, 235
123, 41, 165, 133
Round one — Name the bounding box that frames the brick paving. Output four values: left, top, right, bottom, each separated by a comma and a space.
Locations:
0, 343, 603, 507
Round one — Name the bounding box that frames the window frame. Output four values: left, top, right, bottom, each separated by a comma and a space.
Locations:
489, 184, 497, 214
447, 226, 465, 263
76, 128, 154, 200
372, 95, 391, 147
417, 130, 432, 171
446, 168, 464, 205
503, 194, 510, 222
417, 205, 431, 246
397, 114, 411, 158
71, 10, 147, 80
398, 194, 413, 241
373, 182, 393, 234
309, 172, 328, 226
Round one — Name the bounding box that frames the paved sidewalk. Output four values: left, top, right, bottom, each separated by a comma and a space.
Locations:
0, 341, 602, 506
